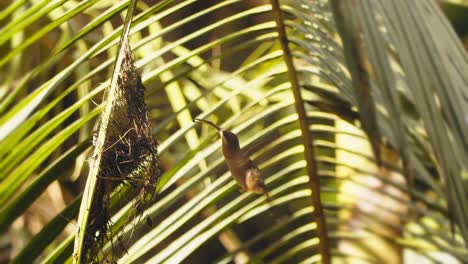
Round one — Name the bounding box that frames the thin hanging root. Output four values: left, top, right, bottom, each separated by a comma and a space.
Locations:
102, 127, 136, 153
194, 118, 222, 131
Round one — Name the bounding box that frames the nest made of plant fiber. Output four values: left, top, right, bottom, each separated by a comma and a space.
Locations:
83, 42, 160, 263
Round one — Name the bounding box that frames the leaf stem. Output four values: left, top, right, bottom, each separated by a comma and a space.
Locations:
72, 0, 138, 263
269, 1, 330, 263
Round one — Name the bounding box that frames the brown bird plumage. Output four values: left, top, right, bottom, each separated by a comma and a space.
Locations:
194, 118, 267, 194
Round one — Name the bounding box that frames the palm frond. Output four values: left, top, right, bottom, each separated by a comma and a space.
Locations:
0, 0, 467, 263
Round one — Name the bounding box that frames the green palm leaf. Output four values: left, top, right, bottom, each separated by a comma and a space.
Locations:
0, 0, 466, 263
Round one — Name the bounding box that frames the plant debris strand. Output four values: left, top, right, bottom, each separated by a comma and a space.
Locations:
85, 41, 159, 263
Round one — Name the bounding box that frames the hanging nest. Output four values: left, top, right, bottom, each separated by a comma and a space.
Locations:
84, 41, 160, 263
